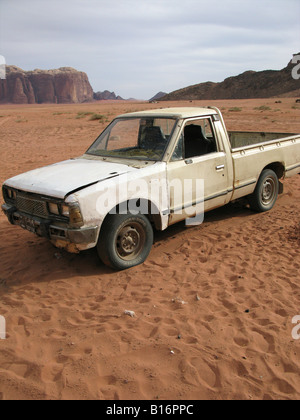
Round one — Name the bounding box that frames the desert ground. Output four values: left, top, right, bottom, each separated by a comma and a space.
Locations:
0, 98, 299, 400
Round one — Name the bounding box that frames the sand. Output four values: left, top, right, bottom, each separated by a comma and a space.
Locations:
0, 98, 299, 400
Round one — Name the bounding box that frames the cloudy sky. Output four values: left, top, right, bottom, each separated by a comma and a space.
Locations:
0, 0, 299, 99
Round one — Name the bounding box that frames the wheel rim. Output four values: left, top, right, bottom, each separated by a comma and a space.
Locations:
261, 176, 277, 205
115, 222, 146, 261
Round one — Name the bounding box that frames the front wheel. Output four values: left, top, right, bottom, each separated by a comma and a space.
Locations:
97, 213, 154, 270
249, 169, 279, 212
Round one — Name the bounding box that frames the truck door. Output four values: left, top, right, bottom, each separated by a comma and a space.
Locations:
167, 116, 231, 225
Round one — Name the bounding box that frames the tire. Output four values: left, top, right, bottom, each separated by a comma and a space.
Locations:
97, 213, 154, 270
249, 169, 279, 212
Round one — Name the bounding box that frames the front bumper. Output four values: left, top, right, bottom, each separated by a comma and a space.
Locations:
2, 203, 99, 252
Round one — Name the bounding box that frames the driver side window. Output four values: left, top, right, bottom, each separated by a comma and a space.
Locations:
171, 118, 218, 161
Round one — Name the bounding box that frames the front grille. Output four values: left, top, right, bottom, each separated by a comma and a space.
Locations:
16, 193, 49, 219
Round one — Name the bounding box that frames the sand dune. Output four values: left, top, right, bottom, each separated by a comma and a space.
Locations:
0, 99, 299, 400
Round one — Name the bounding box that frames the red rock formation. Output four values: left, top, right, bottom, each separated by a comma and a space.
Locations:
0, 66, 94, 104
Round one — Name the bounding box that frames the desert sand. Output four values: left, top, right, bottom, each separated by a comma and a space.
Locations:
0, 98, 299, 400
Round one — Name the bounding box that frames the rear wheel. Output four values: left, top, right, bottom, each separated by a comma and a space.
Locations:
97, 213, 153, 270
249, 169, 279, 212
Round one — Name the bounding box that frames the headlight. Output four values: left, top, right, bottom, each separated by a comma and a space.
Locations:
5, 188, 16, 200
47, 200, 82, 226
48, 203, 60, 215
48, 202, 70, 218
61, 205, 70, 217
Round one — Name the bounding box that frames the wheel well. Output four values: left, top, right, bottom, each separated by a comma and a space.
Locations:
101, 199, 163, 232
263, 162, 285, 179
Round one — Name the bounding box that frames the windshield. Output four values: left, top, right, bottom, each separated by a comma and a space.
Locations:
86, 117, 177, 161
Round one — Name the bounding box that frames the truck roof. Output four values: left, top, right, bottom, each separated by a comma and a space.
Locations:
118, 107, 218, 119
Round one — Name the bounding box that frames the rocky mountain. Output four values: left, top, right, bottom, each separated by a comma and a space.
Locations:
93, 90, 123, 101
149, 91, 168, 102
160, 54, 300, 101
0, 66, 94, 104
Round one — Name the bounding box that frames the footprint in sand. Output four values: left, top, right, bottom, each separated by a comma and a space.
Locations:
18, 317, 30, 337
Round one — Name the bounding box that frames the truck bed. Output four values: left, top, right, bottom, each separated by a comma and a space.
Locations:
229, 132, 300, 201
228, 131, 298, 149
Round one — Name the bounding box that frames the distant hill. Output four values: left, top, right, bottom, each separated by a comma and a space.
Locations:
149, 91, 168, 102
93, 90, 124, 101
160, 54, 300, 101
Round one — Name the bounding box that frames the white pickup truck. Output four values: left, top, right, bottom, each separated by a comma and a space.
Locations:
2, 107, 300, 270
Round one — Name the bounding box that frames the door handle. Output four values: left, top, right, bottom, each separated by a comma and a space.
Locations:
216, 164, 225, 170
185, 159, 193, 165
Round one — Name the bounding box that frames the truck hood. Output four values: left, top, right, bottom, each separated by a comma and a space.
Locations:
4, 158, 137, 199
